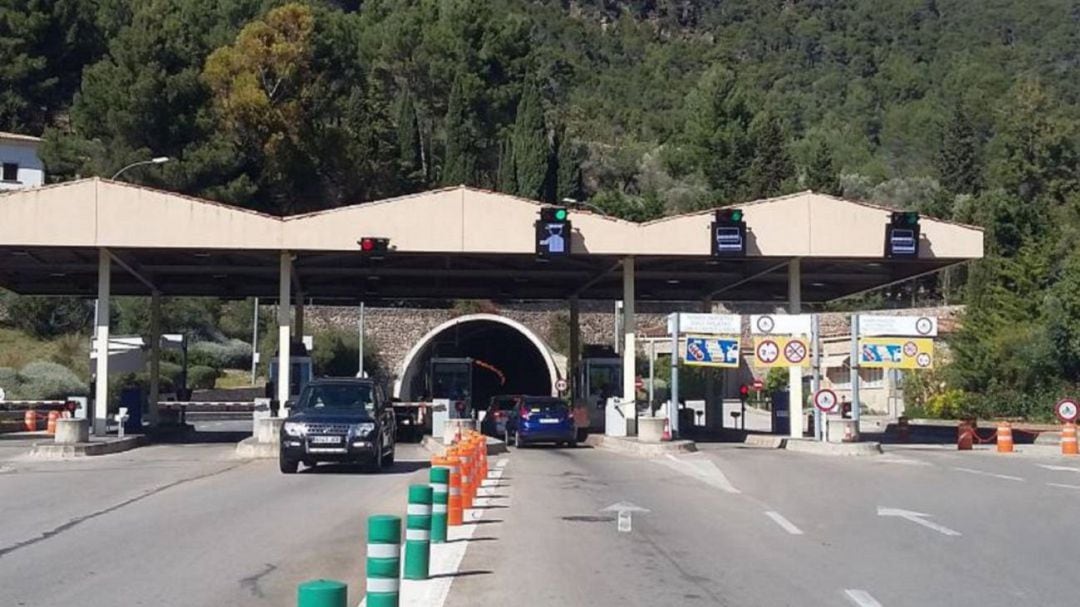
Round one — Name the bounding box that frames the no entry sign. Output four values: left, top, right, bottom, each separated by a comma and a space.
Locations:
1055, 398, 1079, 423
813, 388, 839, 413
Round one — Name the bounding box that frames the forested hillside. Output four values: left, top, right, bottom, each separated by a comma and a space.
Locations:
3, 0, 1080, 415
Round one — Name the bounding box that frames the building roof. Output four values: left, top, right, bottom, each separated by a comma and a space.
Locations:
0, 131, 43, 144
0, 179, 984, 303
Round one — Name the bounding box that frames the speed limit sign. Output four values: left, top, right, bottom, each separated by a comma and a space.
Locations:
813, 389, 839, 413
1055, 398, 1079, 423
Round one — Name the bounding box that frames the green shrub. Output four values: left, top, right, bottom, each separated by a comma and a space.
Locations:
0, 367, 17, 392
158, 361, 183, 386
188, 339, 252, 369
17, 360, 88, 399
312, 328, 379, 378
187, 365, 221, 390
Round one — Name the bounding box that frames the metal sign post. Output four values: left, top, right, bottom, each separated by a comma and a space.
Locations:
811, 314, 822, 441
850, 314, 861, 435
670, 313, 680, 438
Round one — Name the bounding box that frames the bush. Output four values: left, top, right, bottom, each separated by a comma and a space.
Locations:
187, 365, 221, 390
0, 366, 17, 393
188, 339, 252, 370
4, 296, 91, 338
17, 360, 88, 400
312, 328, 380, 378
158, 361, 183, 385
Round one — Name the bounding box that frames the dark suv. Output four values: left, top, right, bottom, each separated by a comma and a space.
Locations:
279, 378, 396, 474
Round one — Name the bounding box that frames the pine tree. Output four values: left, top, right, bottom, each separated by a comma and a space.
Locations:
511, 81, 550, 200
746, 114, 793, 199
806, 139, 840, 195
938, 101, 981, 195
397, 89, 423, 182
442, 74, 476, 186
554, 126, 584, 202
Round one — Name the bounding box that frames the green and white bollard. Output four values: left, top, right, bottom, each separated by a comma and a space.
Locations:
403, 484, 433, 580
430, 466, 449, 544
366, 515, 401, 607
297, 579, 347, 607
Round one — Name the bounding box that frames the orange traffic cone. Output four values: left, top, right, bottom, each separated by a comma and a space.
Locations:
996, 422, 1014, 453
1062, 423, 1078, 456
446, 455, 464, 526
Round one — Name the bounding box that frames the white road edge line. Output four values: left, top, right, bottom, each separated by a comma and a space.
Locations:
358, 456, 509, 607
764, 511, 803, 535
845, 589, 884, 607
1048, 482, 1080, 490
952, 467, 1024, 481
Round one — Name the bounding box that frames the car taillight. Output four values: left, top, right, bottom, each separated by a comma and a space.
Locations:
495, 411, 507, 420
519, 406, 531, 420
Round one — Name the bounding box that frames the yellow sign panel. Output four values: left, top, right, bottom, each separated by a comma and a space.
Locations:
858, 337, 934, 369
752, 337, 810, 368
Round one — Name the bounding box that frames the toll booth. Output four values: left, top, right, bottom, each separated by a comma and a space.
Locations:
267, 341, 314, 405
429, 357, 474, 420
579, 345, 623, 433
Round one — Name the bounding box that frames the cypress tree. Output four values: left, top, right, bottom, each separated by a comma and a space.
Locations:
442, 74, 476, 186
511, 81, 549, 200
397, 89, 423, 181
497, 136, 516, 194
938, 101, 981, 195
747, 114, 794, 198
806, 139, 840, 195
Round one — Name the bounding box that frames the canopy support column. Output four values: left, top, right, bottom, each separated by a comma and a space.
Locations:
278, 252, 293, 415
622, 256, 637, 431
788, 258, 804, 439
93, 249, 111, 436
148, 290, 161, 425
569, 295, 580, 399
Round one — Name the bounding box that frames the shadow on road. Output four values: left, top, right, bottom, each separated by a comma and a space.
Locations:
301, 460, 430, 475
445, 536, 497, 544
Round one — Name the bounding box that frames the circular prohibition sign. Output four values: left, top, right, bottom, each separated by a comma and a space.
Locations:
756, 339, 780, 364
813, 389, 839, 413
783, 340, 807, 364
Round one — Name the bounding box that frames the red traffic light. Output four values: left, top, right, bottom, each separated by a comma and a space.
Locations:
357, 237, 389, 254
739, 384, 750, 397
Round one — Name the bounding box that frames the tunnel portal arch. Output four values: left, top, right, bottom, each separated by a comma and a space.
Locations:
394, 313, 560, 404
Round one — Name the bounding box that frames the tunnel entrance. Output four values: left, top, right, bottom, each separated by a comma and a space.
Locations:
395, 314, 558, 408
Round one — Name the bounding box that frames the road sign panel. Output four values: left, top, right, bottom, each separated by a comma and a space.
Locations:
670, 313, 741, 335
555, 378, 568, 392
1056, 398, 1079, 423
683, 335, 741, 368
752, 379, 764, 391
858, 315, 938, 337
756, 339, 779, 364
858, 337, 933, 369
813, 389, 839, 413
784, 340, 807, 364
752, 337, 810, 368
750, 314, 812, 335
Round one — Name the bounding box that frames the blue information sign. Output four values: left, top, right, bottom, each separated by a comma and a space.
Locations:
684, 336, 741, 368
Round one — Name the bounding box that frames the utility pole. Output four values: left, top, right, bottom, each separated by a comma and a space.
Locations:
250, 298, 259, 385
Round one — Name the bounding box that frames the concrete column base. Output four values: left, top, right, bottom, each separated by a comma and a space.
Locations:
55, 418, 90, 444
638, 417, 666, 443
254, 417, 284, 444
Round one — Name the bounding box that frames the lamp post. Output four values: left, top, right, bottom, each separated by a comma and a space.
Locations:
111, 156, 171, 181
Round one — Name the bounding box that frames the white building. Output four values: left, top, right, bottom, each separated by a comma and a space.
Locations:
0, 132, 45, 191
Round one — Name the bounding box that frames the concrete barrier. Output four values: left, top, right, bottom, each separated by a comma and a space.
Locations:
744, 434, 786, 449
235, 417, 282, 458
637, 417, 666, 443
254, 417, 283, 443
785, 438, 882, 456
585, 434, 697, 457
30, 435, 145, 458
54, 418, 89, 444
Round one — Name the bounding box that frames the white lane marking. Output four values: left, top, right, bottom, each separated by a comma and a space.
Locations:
878, 457, 932, 466
877, 507, 962, 537
660, 454, 741, 494
1037, 464, 1080, 472
952, 467, 1024, 481
764, 511, 803, 535
845, 589, 884, 607
359, 457, 509, 607
1048, 482, 1080, 490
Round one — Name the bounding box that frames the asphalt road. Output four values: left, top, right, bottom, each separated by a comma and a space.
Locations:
0, 425, 431, 607
446, 442, 1080, 606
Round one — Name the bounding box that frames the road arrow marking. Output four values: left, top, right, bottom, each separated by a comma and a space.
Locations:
877, 507, 961, 537
601, 501, 650, 533
952, 467, 1024, 481
765, 511, 803, 535
845, 589, 884, 607
1037, 464, 1080, 472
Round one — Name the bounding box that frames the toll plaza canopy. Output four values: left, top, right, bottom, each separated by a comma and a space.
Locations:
0, 178, 983, 436
0, 178, 982, 303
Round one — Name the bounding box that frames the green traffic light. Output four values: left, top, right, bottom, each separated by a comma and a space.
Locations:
731, 210, 743, 222
555, 208, 568, 221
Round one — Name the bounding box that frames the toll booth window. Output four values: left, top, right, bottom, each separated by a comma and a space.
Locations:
432, 364, 470, 399
1, 162, 18, 182
588, 366, 622, 400
297, 383, 374, 413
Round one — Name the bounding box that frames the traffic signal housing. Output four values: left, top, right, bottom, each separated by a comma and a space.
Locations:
711, 208, 747, 257
536, 207, 571, 257
884, 211, 920, 258
358, 237, 390, 255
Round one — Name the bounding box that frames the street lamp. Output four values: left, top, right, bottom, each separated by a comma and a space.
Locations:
111, 156, 171, 181
561, 197, 615, 219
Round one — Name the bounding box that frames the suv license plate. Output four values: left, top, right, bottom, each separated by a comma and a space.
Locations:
311, 435, 342, 444
539, 418, 559, 424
